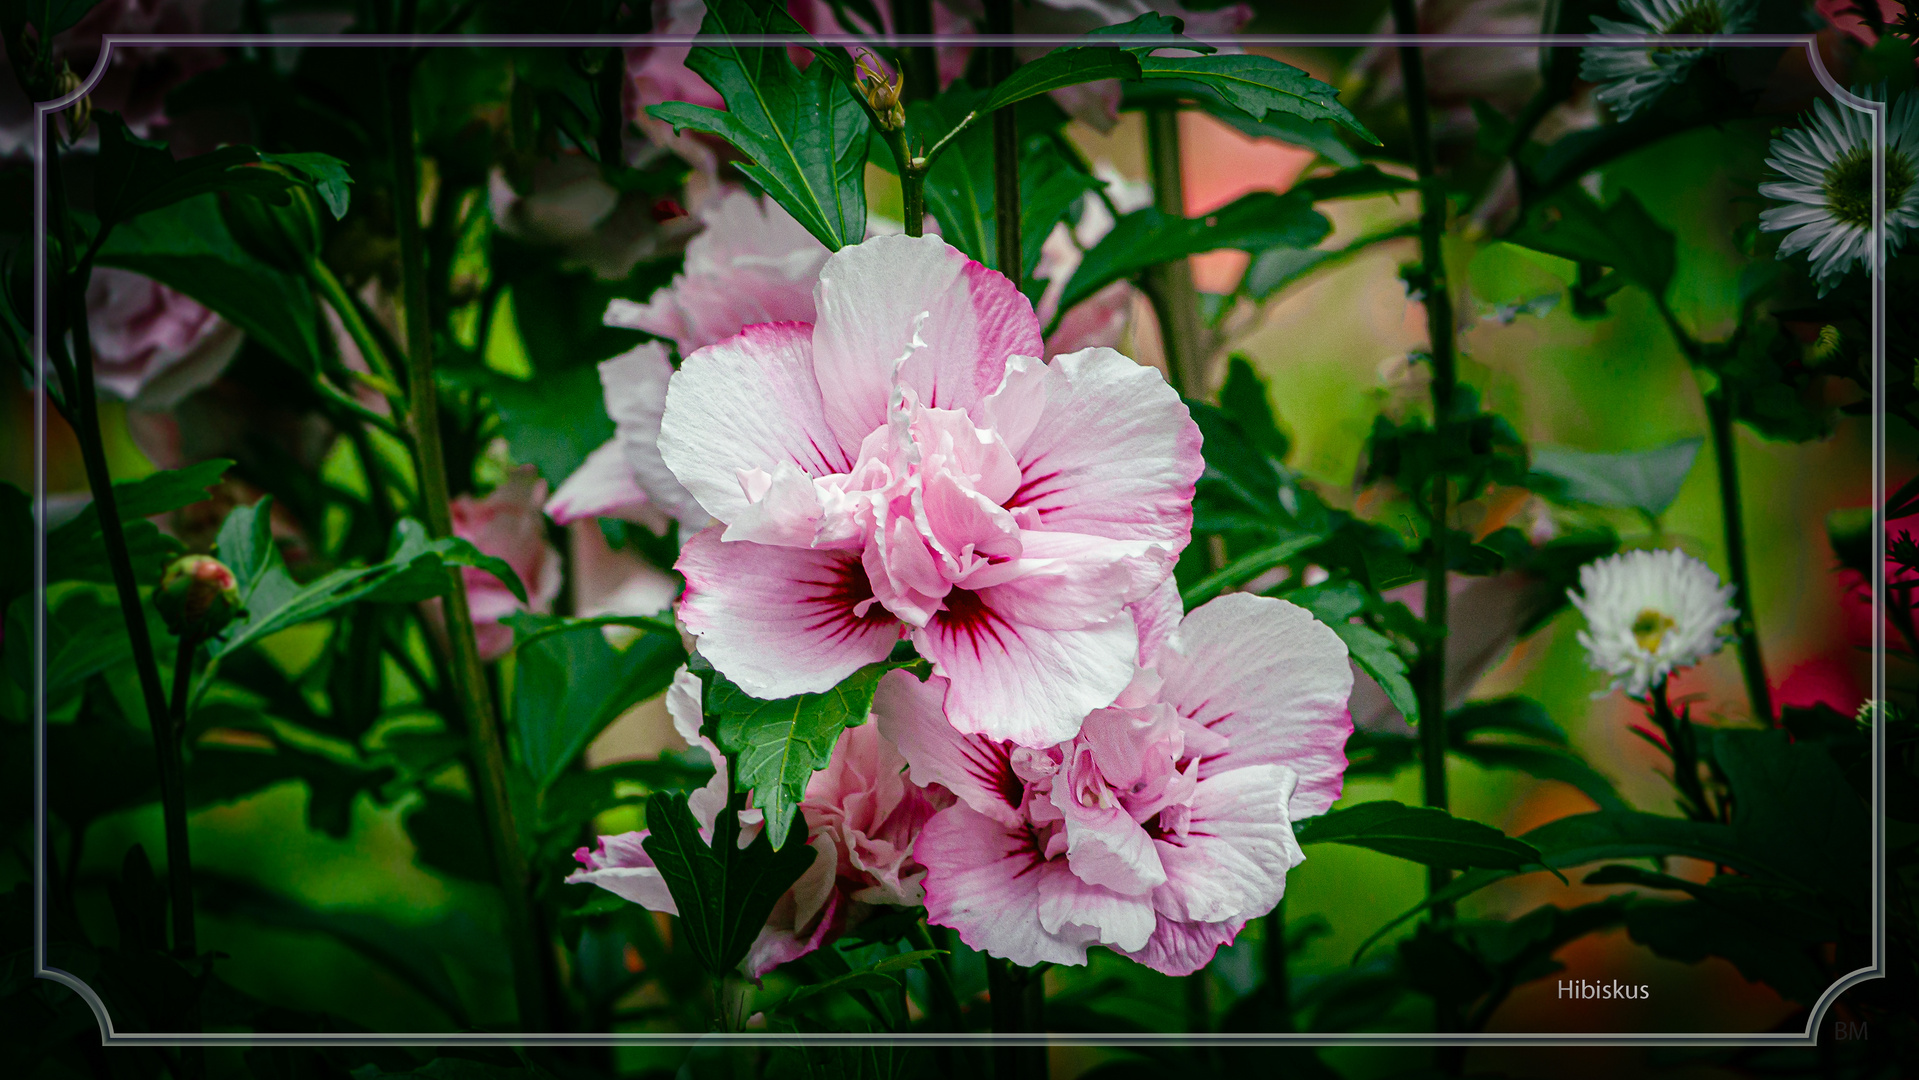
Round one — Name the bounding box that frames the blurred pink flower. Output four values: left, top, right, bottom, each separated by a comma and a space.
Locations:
86, 266, 242, 410
447, 467, 565, 660
1034, 164, 1154, 356
660, 234, 1202, 746
876, 593, 1352, 974
566, 667, 943, 975
488, 153, 700, 281
1354, 0, 1545, 139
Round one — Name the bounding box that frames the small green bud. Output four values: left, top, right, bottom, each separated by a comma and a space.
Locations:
156, 555, 241, 639
219, 168, 324, 273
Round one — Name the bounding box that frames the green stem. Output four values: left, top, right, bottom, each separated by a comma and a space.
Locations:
1262, 896, 1293, 1031
384, 53, 551, 1032
309, 255, 403, 395
1705, 388, 1774, 725
911, 919, 963, 1031
165, 633, 201, 959
50, 146, 199, 971
1650, 682, 1715, 822
1141, 106, 1203, 396
889, 127, 927, 239
985, 958, 1046, 1080
1394, 0, 1465, 1045
985, 0, 1022, 286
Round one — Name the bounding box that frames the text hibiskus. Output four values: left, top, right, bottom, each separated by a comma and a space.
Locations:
1558, 979, 1650, 1000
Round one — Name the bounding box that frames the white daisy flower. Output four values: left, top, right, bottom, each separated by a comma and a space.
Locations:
1570, 548, 1739, 699
1759, 87, 1919, 294
1580, 0, 1756, 121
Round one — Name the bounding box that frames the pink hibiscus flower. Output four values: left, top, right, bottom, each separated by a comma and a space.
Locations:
86, 266, 243, 410
874, 593, 1352, 975
443, 467, 565, 660
658, 234, 1203, 746
546, 192, 829, 533
567, 668, 943, 976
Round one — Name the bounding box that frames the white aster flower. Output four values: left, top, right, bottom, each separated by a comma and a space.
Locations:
1570, 548, 1738, 698
1580, 0, 1755, 121
1759, 87, 1919, 294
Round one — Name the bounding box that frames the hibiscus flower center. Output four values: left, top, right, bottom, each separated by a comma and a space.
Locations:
1823, 145, 1918, 230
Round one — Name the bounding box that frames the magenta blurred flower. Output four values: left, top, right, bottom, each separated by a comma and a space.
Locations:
659, 234, 1202, 746
446, 467, 565, 660
566, 667, 944, 975
875, 593, 1352, 974
86, 266, 242, 410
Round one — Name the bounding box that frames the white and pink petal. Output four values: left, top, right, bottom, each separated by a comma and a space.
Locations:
676, 527, 902, 699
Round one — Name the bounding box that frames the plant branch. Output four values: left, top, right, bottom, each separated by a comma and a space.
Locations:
1705, 388, 1774, 725
1141, 105, 1203, 396
986, 957, 1047, 1080
49, 144, 199, 970
1649, 682, 1716, 821
1394, 0, 1465, 1046
384, 53, 551, 1032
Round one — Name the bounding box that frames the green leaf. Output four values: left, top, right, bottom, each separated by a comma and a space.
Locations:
1529, 439, 1703, 520
1448, 697, 1567, 745
1295, 801, 1543, 871
43, 591, 133, 693
1326, 616, 1419, 726
483, 364, 618, 488
1180, 534, 1320, 609
209, 515, 526, 658
641, 790, 819, 978
778, 949, 943, 1011
645, 0, 869, 250
1290, 165, 1418, 203
508, 613, 686, 793
1506, 187, 1675, 300
1122, 81, 1359, 167
910, 87, 1099, 282
92, 114, 300, 227
1454, 743, 1630, 814
702, 657, 914, 849
1218, 355, 1289, 461
1057, 192, 1329, 318
981, 49, 1143, 114
197, 871, 478, 1026
1621, 899, 1830, 1004
260, 151, 353, 219
1137, 54, 1376, 144
97, 194, 326, 372
45, 460, 230, 585
1713, 729, 1869, 900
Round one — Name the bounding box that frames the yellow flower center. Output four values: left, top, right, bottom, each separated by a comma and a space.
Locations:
1632, 608, 1676, 653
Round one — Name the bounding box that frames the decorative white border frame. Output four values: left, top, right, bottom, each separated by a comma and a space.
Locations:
29, 29, 1887, 1048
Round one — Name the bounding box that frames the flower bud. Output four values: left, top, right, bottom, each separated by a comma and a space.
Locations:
155, 555, 241, 639
219, 170, 325, 274
855, 53, 906, 133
